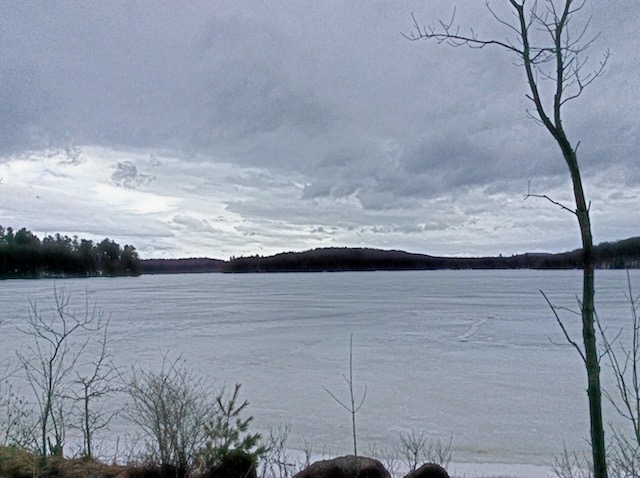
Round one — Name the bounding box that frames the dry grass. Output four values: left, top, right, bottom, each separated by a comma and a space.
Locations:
0, 446, 124, 478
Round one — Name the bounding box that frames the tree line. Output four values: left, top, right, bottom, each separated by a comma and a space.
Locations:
3, 224, 637, 277
0, 225, 141, 279
139, 237, 640, 274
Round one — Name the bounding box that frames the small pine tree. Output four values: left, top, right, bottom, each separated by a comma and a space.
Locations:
195, 384, 266, 473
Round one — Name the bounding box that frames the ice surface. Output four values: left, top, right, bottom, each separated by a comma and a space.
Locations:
1, 269, 638, 471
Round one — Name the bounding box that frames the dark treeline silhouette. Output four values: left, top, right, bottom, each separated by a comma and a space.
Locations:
139, 237, 640, 274
141, 257, 226, 274
4, 226, 637, 277
0, 225, 141, 278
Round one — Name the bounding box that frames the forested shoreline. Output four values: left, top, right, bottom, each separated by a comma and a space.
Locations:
140, 237, 640, 274
2, 224, 638, 278
0, 226, 141, 279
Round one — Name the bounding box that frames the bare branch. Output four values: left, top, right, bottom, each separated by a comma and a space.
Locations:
598, 272, 640, 448
321, 385, 351, 413
541, 290, 586, 363
403, 10, 523, 55
525, 179, 577, 215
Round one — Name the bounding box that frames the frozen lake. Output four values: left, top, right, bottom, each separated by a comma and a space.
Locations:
1, 269, 638, 476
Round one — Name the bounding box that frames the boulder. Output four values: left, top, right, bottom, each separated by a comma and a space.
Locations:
293, 455, 390, 478
402, 463, 450, 478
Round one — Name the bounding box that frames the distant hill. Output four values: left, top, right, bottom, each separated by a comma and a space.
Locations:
140, 258, 226, 274
140, 237, 640, 274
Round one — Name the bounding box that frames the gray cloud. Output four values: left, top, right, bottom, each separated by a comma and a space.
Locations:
171, 214, 216, 233
111, 161, 155, 189
0, 1, 637, 257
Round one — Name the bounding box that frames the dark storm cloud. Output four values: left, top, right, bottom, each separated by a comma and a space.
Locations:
3, 1, 629, 171
194, 15, 337, 143
0, 1, 340, 154
0, 61, 59, 154
402, 136, 495, 184
299, 126, 556, 210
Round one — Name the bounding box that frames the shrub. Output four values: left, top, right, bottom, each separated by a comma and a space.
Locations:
126, 355, 210, 476
201, 449, 258, 478
194, 384, 266, 475
126, 356, 264, 478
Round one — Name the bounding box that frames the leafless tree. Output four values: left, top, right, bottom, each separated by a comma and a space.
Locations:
549, 444, 593, 478
397, 430, 426, 473
366, 444, 401, 478
323, 333, 367, 457
126, 354, 211, 476
405, 2, 609, 476
16, 287, 103, 466
259, 424, 297, 478
65, 317, 123, 460
396, 430, 452, 472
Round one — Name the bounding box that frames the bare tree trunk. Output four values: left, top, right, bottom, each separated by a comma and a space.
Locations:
84, 388, 92, 459
562, 138, 606, 477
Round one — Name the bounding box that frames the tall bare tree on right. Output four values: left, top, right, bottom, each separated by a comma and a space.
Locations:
405, 1, 609, 476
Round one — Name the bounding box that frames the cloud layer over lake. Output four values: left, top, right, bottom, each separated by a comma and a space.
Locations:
1, 1, 638, 258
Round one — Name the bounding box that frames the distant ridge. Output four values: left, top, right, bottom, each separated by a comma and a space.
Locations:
140, 258, 226, 274
139, 236, 640, 274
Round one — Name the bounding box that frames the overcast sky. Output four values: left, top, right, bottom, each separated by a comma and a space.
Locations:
1, 1, 638, 259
